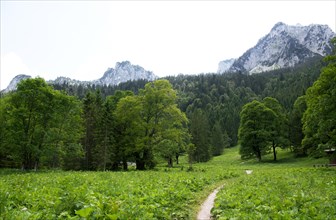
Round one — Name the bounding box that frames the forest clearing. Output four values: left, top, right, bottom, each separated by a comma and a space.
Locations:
2, 2, 336, 219
1, 39, 335, 219
1, 147, 335, 219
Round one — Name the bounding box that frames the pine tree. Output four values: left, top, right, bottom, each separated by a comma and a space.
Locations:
190, 109, 212, 162
289, 96, 307, 155
211, 121, 225, 156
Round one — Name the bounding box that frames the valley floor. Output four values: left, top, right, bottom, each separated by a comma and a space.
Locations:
0, 147, 335, 219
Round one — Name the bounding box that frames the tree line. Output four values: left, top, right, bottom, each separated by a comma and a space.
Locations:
0, 79, 83, 170
1, 79, 199, 170
49, 56, 323, 158
0, 51, 331, 170
238, 39, 336, 161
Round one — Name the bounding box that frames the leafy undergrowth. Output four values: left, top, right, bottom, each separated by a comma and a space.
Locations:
211, 147, 336, 219
1, 147, 334, 219
212, 168, 336, 219
0, 168, 238, 219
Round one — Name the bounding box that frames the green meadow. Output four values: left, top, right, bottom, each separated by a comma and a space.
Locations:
1, 147, 335, 219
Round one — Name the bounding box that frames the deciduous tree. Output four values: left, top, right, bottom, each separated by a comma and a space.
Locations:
263, 97, 289, 161
238, 100, 276, 161
302, 51, 336, 157
116, 80, 188, 170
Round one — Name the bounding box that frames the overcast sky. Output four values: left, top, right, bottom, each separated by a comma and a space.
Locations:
1, 1, 335, 89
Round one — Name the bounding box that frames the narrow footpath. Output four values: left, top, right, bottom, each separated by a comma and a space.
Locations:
197, 186, 222, 220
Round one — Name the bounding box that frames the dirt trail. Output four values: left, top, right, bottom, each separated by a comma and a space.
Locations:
197, 186, 222, 220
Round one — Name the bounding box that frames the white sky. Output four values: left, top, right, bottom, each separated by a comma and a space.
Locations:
1, 1, 335, 89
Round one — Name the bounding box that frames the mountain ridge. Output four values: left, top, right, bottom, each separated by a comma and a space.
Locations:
4, 22, 335, 92
2, 74, 32, 93
218, 22, 335, 74
2, 61, 157, 92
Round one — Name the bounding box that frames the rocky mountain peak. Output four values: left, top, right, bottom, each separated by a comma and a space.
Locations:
3, 61, 157, 93
217, 58, 236, 74
94, 60, 157, 86
115, 61, 132, 69
2, 74, 31, 93
218, 22, 335, 74
271, 21, 287, 31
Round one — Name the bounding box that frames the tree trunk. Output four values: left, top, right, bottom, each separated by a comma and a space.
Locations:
122, 159, 128, 171
23, 151, 34, 170
103, 126, 108, 171
34, 161, 38, 171
136, 160, 145, 170
135, 152, 145, 170
256, 149, 261, 162
112, 162, 119, 171
176, 153, 179, 164
52, 152, 57, 168
272, 140, 277, 161
168, 157, 173, 168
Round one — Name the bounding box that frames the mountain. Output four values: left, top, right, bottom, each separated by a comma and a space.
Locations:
93, 61, 157, 85
217, 58, 236, 74
218, 22, 335, 74
3, 61, 157, 92
2, 74, 31, 93
50, 76, 90, 86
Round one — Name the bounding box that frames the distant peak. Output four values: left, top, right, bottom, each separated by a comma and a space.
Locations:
225, 22, 336, 74
13, 74, 31, 79
2, 74, 31, 93
272, 22, 287, 30
96, 61, 157, 86
116, 61, 131, 68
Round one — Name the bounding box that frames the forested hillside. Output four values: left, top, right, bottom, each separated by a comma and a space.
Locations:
0, 56, 328, 170
52, 56, 323, 145
166, 56, 323, 146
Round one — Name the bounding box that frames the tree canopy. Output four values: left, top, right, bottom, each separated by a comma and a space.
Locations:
115, 79, 189, 169
0, 78, 83, 170
238, 100, 276, 161
302, 52, 336, 157
0, 53, 331, 169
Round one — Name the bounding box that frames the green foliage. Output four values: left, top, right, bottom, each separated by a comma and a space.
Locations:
42, 91, 84, 170
1, 78, 83, 170
115, 80, 189, 169
262, 97, 290, 160
7, 78, 56, 169
302, 63, 336, 157
106, 90, 135, 170
190, 109, 212, 162
1, 144, 334, 219
1, 54, 326, 169
164, 57, 322, 147
212, 168, 336, 219
49, 57, 323, 164
239, 97, 289, 161
289, 96, 307, 155
211, 122, 226, 156
239, 100, 276, 161
0, 168, 237, 219
0, 95, 13, 167
94, 99, 115, 171
115, 95, 142, 166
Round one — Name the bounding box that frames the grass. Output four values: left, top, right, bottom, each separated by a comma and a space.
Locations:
211, 146, 329, 169
0, 146, 334, 219
210, 147, 336, 219
0, 162, 238, 219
